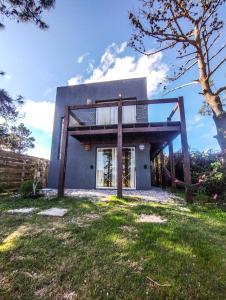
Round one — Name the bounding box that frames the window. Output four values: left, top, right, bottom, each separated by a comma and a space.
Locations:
96, 103, 136, 125
58, 117, 64, 160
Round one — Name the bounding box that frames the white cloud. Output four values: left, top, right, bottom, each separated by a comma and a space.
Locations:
68, 42, 168, 97
20, 100, 55, 134
77, 52, 89, 64
68, 75, 83, 86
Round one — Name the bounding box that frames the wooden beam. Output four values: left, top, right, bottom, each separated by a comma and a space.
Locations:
117, 98, 123, 198
68, 126, 181, 137
58, 106, 69, 198
96, 96, 137, 103
169, 142, 176, 189
160, 151, 166, 189
178, 96, 192, 203
68, 128, 117, 136
123, 126, 180, 133
69, 98, 179, 110
69, 110, 85, 125
155, 156, 160, 186
167, 103, 179, 121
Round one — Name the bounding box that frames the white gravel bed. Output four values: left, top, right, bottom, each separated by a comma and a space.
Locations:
41, 188, 183, 203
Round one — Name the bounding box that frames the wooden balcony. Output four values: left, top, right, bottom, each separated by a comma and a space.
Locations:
58, 96, 192, 202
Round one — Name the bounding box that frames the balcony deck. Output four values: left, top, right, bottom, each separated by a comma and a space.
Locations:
68, 121, 180, 144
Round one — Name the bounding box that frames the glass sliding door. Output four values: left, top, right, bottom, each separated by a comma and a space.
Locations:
96, 147, 136, 189
96, 148, 117, 188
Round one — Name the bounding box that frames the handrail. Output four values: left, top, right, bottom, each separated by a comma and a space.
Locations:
68, 97, 179, 110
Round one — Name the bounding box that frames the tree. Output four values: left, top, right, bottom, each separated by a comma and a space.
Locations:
0, 0, 55, 29
129, 0, 226, 162
0, 0, 55, 152
3, 123, 35, 153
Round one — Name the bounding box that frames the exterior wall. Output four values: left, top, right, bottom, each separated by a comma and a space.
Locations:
48, 77, 151, 190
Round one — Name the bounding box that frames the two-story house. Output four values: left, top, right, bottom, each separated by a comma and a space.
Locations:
48, 77, 191, 201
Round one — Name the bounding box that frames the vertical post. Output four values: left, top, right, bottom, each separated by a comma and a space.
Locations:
155, 156, 160, 186
160, 151, 166, 189
168, 142, 176, 190
117, 98, 123, 198
58, 106, 69, 198
178, 96, 192, 203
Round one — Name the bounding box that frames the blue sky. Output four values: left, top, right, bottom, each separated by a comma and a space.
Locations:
0, 0, 222, 158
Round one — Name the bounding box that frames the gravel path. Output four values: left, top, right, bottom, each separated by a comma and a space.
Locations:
41, 188, 183, 203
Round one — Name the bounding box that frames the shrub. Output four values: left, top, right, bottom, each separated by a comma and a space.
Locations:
19, 180, 33, 197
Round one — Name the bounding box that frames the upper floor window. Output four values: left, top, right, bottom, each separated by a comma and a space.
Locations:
96, 103, 136, 125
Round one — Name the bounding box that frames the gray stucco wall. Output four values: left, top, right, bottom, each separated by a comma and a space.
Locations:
48, 77, 151, 190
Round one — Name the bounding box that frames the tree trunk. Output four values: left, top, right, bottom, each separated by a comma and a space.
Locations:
213, 111, 226, 163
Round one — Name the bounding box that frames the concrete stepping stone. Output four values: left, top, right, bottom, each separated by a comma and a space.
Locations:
38, 207, 68, 217
137, 214, 167, 223
7, 208, 38, 214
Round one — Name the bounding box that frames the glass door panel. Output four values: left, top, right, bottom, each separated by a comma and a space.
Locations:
122, 147, 135, 188
96, 147, 135, 189
96, 148, 116, 188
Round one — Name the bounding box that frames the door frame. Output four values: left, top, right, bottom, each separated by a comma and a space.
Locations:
95, 146, 136, 189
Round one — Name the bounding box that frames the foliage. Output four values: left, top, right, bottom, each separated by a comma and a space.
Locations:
171, 150, 225, 201
0, 0, 54, 152
0, 0, 55, 29
19, 180, 33, 197
8, 123, 35, 153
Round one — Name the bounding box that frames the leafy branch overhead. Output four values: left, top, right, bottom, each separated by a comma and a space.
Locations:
129, 0, 226, 157
0, 0, 55, 29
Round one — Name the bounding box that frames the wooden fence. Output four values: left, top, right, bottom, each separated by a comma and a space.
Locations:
0, 150, 49, 191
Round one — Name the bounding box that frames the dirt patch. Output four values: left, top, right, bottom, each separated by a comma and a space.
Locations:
137, 214, 167, 224
68, 213, 102, 227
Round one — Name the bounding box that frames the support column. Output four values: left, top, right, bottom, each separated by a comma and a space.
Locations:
178, 96, 192, 203
58, 106, 69, 198
168, 142, 176, 190
160, 151, 166, 189
117, 98, 123, 198
155, 156, 160, 186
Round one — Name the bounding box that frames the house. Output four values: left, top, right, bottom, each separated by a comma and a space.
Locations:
48, 77, 192, 201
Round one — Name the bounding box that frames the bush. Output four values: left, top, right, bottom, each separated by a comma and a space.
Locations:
19, 180, 33, 197
167, 150, 226, 202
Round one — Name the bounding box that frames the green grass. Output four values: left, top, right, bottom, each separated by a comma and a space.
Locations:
0, 194, 226, 299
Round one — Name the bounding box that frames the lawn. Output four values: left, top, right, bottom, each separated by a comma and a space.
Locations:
0, 195, 226, 299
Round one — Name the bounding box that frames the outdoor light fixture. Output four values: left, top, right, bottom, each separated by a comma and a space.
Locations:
139, 144, 145, 151
86, 98, 92, 105
84, 144, 91, 151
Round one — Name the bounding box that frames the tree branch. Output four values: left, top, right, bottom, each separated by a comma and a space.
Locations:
215, 86, 226, 95
163, 80, 200, 95
209, 57, 226, 78
209, 43, 226, 62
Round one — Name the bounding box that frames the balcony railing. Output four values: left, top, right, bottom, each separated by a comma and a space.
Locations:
67, 98, 180, 130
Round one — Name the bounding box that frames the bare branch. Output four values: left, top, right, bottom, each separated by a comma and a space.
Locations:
176, 51, 197, 59
163, 80, 200, 95
167, 61, 197, 81
209, 57, 226, 78
215, 86, 226, 95
209, 43, 226, 62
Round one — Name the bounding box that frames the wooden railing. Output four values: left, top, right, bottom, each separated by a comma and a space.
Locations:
0, 150, 49, 192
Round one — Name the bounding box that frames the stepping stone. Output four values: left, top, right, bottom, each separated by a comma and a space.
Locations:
137, 214, 167, 224
7, 208, 37, 214
38, 207, 68, 217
